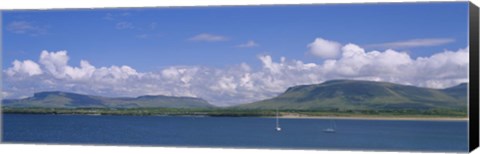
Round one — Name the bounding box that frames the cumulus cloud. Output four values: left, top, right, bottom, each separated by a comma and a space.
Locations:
367, 38, 455, 49
236, 40, 259, 48
327, 44, 413, 77
3, 42, 469, 106
189, 33, 228, 42
6, 60, 43, 76
308, 38, 342, 59
39, 50, 69, 78
5, 50, 146, 99
37, 50, 140, 82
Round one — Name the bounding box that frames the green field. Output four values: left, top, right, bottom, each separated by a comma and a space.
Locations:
2, 107, 467, 119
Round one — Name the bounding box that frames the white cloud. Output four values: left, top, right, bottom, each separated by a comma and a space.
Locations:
7, 21, 33, 33
6, 21, 47, 36
64, 60, 96, 80
39, 50, 70, 79
412, 48, 469, 88
236, 40, 259, 48
210, 76, 237, 94
328, 44, 413, 77
2, 91, 11, 99
189, 33, 228, 42
367, 38, 455, 49
259, 55, 282, 74
6, 60, 43, 76
308, 37, 342, 59
3, 43, 469, 106
37, 50, 141, 82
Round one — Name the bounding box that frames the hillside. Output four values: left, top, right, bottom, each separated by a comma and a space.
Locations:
236, 80, 467, 111
441, 83, 468, 99
2, 91, 214, 109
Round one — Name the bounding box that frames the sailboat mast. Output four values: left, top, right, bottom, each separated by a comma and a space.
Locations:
276, 109, 279, 128
333, 119, 336, 129
274, 109, 282, 131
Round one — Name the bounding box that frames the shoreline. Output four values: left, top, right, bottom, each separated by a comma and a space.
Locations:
3, 112, 468, 121
276, 115, 468, 121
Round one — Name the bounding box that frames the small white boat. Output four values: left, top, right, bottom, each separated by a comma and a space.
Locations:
322, 128, 335, 133
275, 109, 282, 131
323, 119, 336, 133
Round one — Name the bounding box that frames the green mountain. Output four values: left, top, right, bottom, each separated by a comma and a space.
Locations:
441, 83, 468, 99
237, 80, 467, 111
3, 91, 214, 109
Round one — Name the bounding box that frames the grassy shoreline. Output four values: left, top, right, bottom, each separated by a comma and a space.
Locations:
2, 107, 467, 121
278, 114, 468, 121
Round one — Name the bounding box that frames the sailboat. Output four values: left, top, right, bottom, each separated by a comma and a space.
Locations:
322, 119, 336, 133
275, 109, 282, 131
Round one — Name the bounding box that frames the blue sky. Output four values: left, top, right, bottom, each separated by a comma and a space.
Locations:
2, 2, 470, 106
3, 2, 468, 71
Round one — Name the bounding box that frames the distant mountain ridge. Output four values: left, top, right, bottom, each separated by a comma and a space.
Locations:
441, 83, 468, 100
3, 91, 214, 109
2, 80, 468, 111
236, 80, 467, 111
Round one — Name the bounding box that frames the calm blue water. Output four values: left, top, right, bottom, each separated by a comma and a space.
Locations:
2, 114, 468, 152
